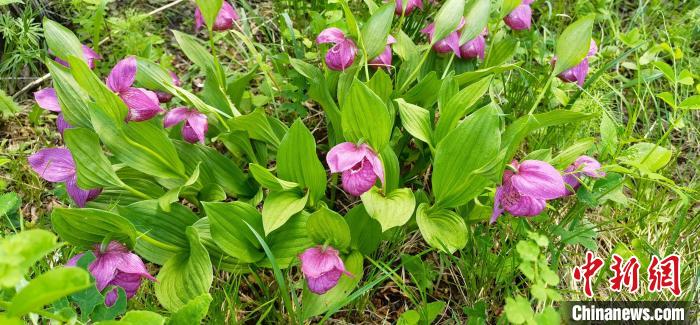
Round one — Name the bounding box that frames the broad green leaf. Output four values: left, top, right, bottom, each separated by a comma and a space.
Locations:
361, 187, 416, 232
43, 19, 84, 65
51, 208, 137, 249
0, 230, 58, 288
46, 61, 92, 129
261, 212, 314, 269
454, 63, 519, 86
124, 311, 166, 324
168, 293, 212, 325
203, 202, 265, 263
504, 296, 535, 324
378, 144, 400, 193
618, 143, 672, 172
64, 128, 124, 188
191, 218, 250, 273
396, 99, 432, 146
402, 72, 441, 110
174, 141, 255, 197
367, 69, 393, 103
249, 163, 299, 191
307, 207, 351, 250
155, 227, 213, 311
8, 267, 91, 317
459, 0, 491, 44
431, 0, 465, 45
91, 110, 186, 180
67, 56, 128, 123
276, 119, 327, 204
679, 95, 700, 110
172, 30, 223, 82
341, 80, 392, 149
262, 190, 309, 235
361, 3, 395, 59
118, 201, 199, 265
553, 15, 595, 75
484, 37, 518, 68
193, 0, 223, 33
433, 105, 501, 208
415, 204, 467, 253
302, 251, 363, 319
0, 89, 19, 117
228, 108, 284, 147
502, 110, 594, 164
550, 138, 595, 168
434, 76, 492, 142
345, 204, 382, 255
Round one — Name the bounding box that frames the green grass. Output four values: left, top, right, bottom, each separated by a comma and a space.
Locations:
1, 0, 698, 323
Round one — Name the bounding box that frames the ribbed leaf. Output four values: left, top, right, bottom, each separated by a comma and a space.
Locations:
64, 128, 124, 189
51, 207, 137, 249
155, 227, 213, 311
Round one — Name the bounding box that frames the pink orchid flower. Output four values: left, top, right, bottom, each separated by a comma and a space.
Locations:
195, 1, 240, 32
34, 88, 71, 134
163, 107, 209, 144
369, 35, 397, 69
563, 155, 605, 194
54, 44, 102, 69
327, 142, 385, 196
490, 160, 567, 224
316, 28, 358, 71
299, 246, 352, 294
28, 148, 101, 207
421, 18, 466, 57
556, 40, 598, 86
504, 0, 534, 30
107, 56, 163, 122
459, 34, 486, 60
67, 241, 156, 307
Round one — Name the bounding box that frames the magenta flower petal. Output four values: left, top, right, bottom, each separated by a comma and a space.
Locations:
66, 253, 86, 267
65, 175, 101, 208
316, 28, 347, 44
120, 88, 163, 122
341, 159, 379, 196
34, 88, 61, 112
422, 19, 465, 57
369, 35, 396, 69
510, 160, 567, 200
195, 1, 239, 32
56, 113, 72, 135
164, 107, 208, 143
307, 269, 344, 294
325, 39, 358, 71
194, 8, 205, 32
327, 143, 384, 196
183, 111, 208, 144
28, 148, 75, 183
299, 246, 350, 294
55, 45, 101, 69
107, 57, 137, 93
163, 107, 190, 128
326, 142, 370, 173
504, 4, 532, 30
317, 28, 358, 71
459, 34, 486, 60
575, 155, 605, 178
395, 0, 423, 16
66, 241, 154, 306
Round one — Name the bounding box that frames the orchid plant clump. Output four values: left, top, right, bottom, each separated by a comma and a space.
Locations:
25, 0, 633, 321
